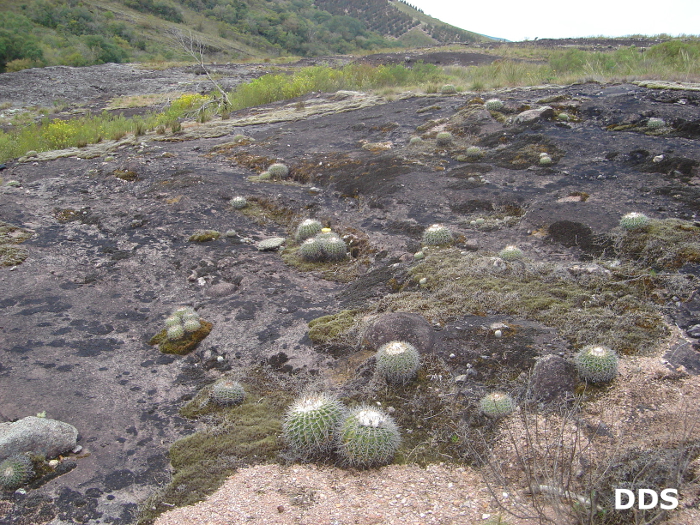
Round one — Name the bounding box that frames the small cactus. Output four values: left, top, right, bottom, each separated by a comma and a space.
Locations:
283, 393, 346, 456
336, 406, 401, 468
480, 392, 515, 418
167, 324, 185, 341
318, 234, 347, 261
422, 224, 453, 246
647, 117, 665, 129
485, 98, 504, 111
441, 84, 457, 94
210, 379, 246, 406
295, 219, 323, 242
0, 455, 34, 491
575, 345, 618, 383
183, 318, 202, 333
620, 212, 650, 230
498, 245, 523, 261
230, 196, 247, 209
539, 155, 553, 165
375, 341, 420, 385
267, 163, 289, 178
299, 237, 325, 262
466, 146, 483, 158
409, 136, 423, 146
436, 131, 453, 147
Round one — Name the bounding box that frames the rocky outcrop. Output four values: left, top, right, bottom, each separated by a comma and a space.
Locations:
0, 416, 78, 460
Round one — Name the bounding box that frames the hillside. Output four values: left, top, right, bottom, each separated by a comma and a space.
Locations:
0, 0, 490, 72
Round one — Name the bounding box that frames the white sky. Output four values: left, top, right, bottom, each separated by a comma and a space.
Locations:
407, 0, 700, 42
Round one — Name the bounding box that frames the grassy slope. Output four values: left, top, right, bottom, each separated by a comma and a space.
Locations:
389, 0, 491, 43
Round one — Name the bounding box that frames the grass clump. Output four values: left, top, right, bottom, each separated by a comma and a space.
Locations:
308, 310, 360, 345
615, 218, 700, 270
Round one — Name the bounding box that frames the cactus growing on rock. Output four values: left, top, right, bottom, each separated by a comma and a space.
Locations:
479, 392, 515, 418
318, 234, 347, 261
230, 196, 247, 209
267, 163, 289, 178
422, 224, 453, 246
466, 146, 484, 159
620, 212, 650, 230
210, 379, 246, 406
375, 341, 421, 385
336, 406, 401, 468
299, 237, 325, 262
436, 132, 453, 147
0, 455, 34, 491
283, 393, 346, 456
485, 98, 504, 111
295, 219, 323, 242
647, 117, 665, 129
498, 245, 524, 261
441, 84, 457, 94
575, 345, 618, 383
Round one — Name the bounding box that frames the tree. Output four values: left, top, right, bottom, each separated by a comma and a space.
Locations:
0, 13, 44, 72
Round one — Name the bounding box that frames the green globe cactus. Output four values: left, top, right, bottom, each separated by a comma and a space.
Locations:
283, 393, 346, 456
575, 345, 618, 383
318, 235, 347, 261
441, 84, 457, 94
422, 223, 453, 246
466, 146, 484, 159
409, 136, 423, 146
498, 245, 523, 261
647, 117, 665, 129
485, 98, 504, 111
479, 392, 515, 418
539, 155, 553, 165
336, 406, 401, 468
165, 316, 181, 327
258, 171, 272, 180
183, 318, 202, 333
375, 341, 421, 385
0, 455, 34, 491
436, 131, 453, 147
230, 196, 247, 209
210, 378, 246, 406
620, 212, 650, 230
299, 237, 324, 262
295, 219, 323, 242
267, 163, 289, 178
167, 324, 185, 341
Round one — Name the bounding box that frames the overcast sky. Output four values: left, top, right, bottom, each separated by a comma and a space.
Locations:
407, 0, 700, 42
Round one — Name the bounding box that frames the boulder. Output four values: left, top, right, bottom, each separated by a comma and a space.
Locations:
362, 312, 436, 352
0, 416, 78, 460
528, 355, 577, 403
515, 105, 554, 124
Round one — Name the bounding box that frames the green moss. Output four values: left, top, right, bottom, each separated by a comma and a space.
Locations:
280, 242, 364, 283
308, 310, 358, 344
149, 320, 213, 355
0, 245, 29, 266
615, 218, 700, 270
188, 230, 221, 242
0, 222, 33, 245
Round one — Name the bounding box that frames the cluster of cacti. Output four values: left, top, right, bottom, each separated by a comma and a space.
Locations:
210, 378, 246, 406
479, 392, 515, 418
498, 245, 523, 261
422, 224, 453, 246
267, 163, 289, 178
574, 345, 618, 383
295, 219, 323, 242
165, 307, 202, 341
485, 98, 504, 111
283, 396, 401, 468
647, 117, 665, 129
299, 229, 347, 262
436, 131, 453, 147
441, 84, 457, 94
336, 406, 401, 468
375, 341, 421, 385
230, 196, 247, 209
0, 454, 34, 491
619, 212, 650, 230
283, 393, 347, 456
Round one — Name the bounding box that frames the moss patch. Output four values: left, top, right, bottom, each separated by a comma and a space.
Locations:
615, 218, 700, 270
188, 230, 221, 242
235, 197, 299, 227
308, 310, 359, 344
148, 320, 213, 355
0, 221, 33, 267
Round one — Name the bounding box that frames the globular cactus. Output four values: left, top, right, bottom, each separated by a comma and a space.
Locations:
422, 224, 453, 246
299, 237, 325, 262
0, 455, 34, 490
479, 392, 515, 418
183, 318, 202, 333
295, 219, 323, 242
210, 378, 246, 406
485, 98, 504, 111
375, 341, 420, 385
267, 163, 289, 178
575, 345, 618, 383
466, 146, 483, 158
336, 406, 401, 468
436, 131, 453, 147
318, 235, 347, 261
166, 307, 202, 341
647, 117, 665, 129
539, 153, 553, 165
230, 196, 247, 209
441, 84, 457, 94
619, 212, 650, 230
409, 136, 423, 146
167, 324, 185, 341
283, 393, 346, 456
498, 245, 523, 261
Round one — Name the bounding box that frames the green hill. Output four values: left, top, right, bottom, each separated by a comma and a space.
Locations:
0, 0, 491, 72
